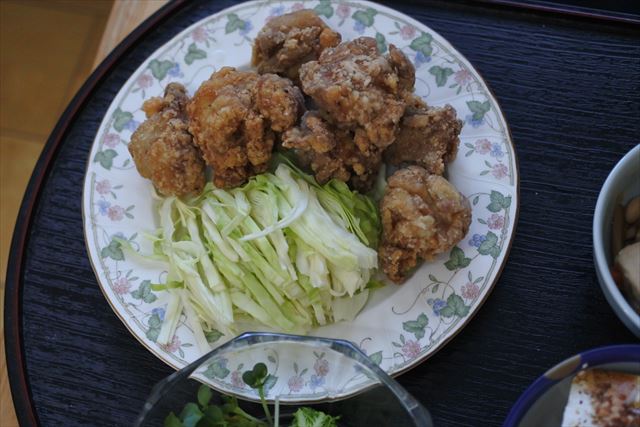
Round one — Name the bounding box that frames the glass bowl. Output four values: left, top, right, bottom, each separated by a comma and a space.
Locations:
134, 332, 432, 427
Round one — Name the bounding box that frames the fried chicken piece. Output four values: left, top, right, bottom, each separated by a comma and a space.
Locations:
252, 9, 341, 82
299, 37, 414, 149
282, 111, 382, 192
187, 67, 304, 188
384, 103, 462, 175
380, 166, 471, 283
128, 83, 205, 196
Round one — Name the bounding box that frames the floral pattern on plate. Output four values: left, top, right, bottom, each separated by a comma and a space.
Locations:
83, 0, 518, 402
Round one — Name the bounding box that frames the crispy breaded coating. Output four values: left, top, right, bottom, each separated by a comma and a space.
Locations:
299, 37, 413, 149
187, 67, 304, 188
128, 83, 205, 196
282, 111, 383, 192
252, 10, 341, 82
380, 166, 471, 283
384, 103, 463, 175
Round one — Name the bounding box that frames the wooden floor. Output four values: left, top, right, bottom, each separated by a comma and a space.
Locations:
0, 1, 113, 424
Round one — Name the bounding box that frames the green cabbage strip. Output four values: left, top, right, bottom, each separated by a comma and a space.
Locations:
153, 163, 381, 350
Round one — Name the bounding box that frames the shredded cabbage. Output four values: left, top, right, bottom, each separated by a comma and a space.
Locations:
151, 162, 382, 348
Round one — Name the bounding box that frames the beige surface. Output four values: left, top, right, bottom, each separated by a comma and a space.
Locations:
1, 1, 165, 425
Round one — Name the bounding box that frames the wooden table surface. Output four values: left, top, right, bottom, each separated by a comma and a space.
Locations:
1, 2, 166, 426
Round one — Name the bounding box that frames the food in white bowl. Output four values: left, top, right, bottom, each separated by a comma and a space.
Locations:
593, 144, 640, 337
611, 196, 640, 313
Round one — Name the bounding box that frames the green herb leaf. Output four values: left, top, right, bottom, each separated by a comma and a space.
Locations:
164, 412, 183, 427
409, 33, 433, 56
180, 402, 203, 427
149, 59, 174, 80
197, 385, 213, 408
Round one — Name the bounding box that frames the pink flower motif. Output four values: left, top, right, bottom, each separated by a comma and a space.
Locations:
462, 282, 480, 300
137, 74, 153, 89
107, 205, 125, 221
288, 375, 304, 392
104, 133, 120, 148
475, 138, 492, 154
160, 335, 181, 353
454, 69, 472, 85
399, 25, 416, 40
113, 277, 131, 294
401, 339, 421, 359
96, 179, 111, 195
491, 163, 509, 180
314, 358, 329, 377
487, 213, 505, 230
337, 4, 350, 19
192, 27, 206, 43
231, 370, 244, 388
291, 2, 304, 12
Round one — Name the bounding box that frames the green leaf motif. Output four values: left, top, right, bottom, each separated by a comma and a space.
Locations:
131, 280, 157, 303
429, 65, 454, 87
402, 313, 429, 340
204, 329, 224, 344
409, 33, 433, 56
448, 294, 470, 317
352, 8, 377, 27
466, 100, 491, 121
487, 190, 511, 212
148, 313, 162, 328
101, 239, 124, 261
444, 246, 471, 271
94, 149, 117, 170
478, 231, 500, 259
146, 313, 161, 342
225, 13, 244, 33
204, 359, 230, 380
149, 59, 174, 80
184, 43, 207, 65
440, 294, 470, 318
314, 0, 334, 18
112, 108, 133, 132
375, 32, 387, 53
369, 351, 383, 365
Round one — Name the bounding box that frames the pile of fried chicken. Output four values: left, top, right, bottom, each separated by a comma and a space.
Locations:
128, 10, 471, 284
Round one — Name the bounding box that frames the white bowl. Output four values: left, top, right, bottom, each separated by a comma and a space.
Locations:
593, 144, 640, 337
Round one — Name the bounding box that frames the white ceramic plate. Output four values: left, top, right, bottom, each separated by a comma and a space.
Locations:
83, 0, 519, 402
